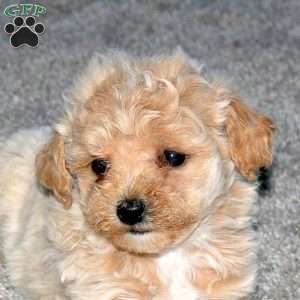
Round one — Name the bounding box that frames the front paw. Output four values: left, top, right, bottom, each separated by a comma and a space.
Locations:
105, 283, 153, 300
111, 291, 153, 300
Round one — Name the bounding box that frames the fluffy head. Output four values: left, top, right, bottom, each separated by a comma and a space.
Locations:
36, 52, 275, 254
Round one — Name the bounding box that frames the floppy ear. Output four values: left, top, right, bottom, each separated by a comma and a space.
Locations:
36, 133, 72, 208
224, 95, 276, 181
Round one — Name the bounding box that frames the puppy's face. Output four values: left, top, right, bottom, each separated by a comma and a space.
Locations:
64, 78, 227, 255
36, 55, 275, 254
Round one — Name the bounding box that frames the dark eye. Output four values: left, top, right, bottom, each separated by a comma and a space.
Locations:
91, 159, 109, 175
164, 150, 186, 167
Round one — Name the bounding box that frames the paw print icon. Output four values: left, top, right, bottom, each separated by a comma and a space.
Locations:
4, 16, 45, 48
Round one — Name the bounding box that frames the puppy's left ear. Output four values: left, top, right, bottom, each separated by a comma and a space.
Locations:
224, 93, 276, 181
36, 133, 72, 209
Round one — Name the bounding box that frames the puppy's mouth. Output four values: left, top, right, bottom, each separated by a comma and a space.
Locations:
129, 229, 152, 235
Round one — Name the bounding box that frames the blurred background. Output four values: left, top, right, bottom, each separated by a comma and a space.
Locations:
0, 1, 299, 299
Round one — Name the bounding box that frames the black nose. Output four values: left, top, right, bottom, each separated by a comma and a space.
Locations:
116, 199, 146, 226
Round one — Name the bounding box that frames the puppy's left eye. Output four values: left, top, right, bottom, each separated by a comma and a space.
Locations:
164, 150, 186, 167
91, 159, 109, 175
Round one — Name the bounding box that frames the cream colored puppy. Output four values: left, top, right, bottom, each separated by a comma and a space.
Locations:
0, 52, 275, 300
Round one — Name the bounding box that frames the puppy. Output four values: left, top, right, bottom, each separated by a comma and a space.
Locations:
0, 52, 275, 300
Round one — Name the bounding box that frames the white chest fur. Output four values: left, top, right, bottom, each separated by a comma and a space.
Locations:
155, 248, 205, 300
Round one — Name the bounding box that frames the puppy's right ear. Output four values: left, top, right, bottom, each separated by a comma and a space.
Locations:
36, 133, 72, 209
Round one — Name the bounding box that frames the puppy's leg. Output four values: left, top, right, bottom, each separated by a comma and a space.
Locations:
40, 296, 69, 300
195, 268, 255, 300
64, 276, 153, 300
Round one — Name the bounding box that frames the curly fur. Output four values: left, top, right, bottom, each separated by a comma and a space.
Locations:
0, 51, 275, 300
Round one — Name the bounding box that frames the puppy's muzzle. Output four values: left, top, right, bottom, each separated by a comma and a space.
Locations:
116, 198, 146, 226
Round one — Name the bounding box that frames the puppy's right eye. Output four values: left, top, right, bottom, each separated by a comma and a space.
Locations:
91, 159, 109, 175
164, 150, 186, 167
